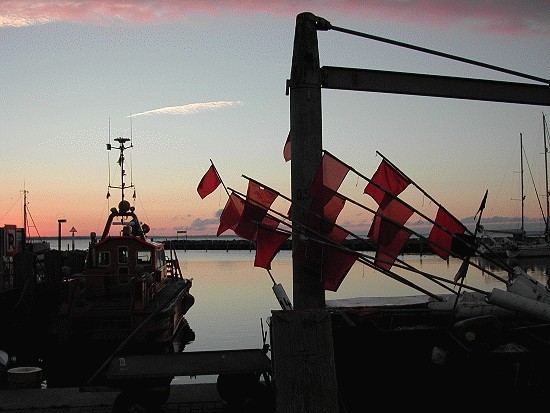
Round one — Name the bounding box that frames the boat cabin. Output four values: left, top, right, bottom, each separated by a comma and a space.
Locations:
83, 201, 167, 296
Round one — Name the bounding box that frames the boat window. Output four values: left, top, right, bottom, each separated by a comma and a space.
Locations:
118, 246, 129, 264
97, 251, 110, 266
118, 267, 129, 284
137, 251, 152, 265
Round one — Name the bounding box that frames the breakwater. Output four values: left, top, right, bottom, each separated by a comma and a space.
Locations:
161, 237, 432, 254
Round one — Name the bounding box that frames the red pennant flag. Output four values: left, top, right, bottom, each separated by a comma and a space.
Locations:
229, 181, 279, 240
428, 206, 466, 260
309, 153, 350, 207
293, 238, 357, 292
322, 245, 358, 291
247, 181, 278, 209
254, 226, 291, 270
307, 194, 346, 240
306, 153, 350, 240
368, 196, 414, 244
217, 193, 245, 236
368, 196, 414, 270
197, 164, 221, 199
364, 159, 410, 205
283, 131, 291, 162
373, 225, 411, 270
217, 186, 278, 241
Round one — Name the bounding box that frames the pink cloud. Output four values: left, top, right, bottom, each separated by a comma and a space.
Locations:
0, 0, 548, 36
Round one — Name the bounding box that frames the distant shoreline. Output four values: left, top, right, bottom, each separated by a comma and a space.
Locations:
160, 237, 432, 253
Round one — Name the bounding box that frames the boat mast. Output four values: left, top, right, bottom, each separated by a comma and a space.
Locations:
544, 113, 549, 239
107, 136, 133, 224
22, 189, 28, 247
520, 133, 525, 237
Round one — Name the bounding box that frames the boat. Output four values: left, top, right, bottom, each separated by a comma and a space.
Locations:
44, 136, 195, 388
476, 226, 518, 257
506, 114, 550, 258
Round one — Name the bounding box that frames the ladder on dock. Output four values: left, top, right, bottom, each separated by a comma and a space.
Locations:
166, 241, 183, 279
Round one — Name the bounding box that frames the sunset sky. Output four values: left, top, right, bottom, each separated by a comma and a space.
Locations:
0, 1, 548, 239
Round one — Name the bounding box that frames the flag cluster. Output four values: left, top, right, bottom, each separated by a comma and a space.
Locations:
196, 140, 480, 293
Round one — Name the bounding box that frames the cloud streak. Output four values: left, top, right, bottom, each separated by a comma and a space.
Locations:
0, 1, 548, 35
128, 101, 242, 117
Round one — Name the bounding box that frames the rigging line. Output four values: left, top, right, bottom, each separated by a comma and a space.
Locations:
0, 193, 22, 221
25, 206, 43, 240
107, 119, 112, 188
329, 25, 549, 85
305, 235, 445, 300
522, 142, 546, 225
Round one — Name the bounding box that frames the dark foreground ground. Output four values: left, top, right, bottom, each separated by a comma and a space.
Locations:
0, 383, 229, 413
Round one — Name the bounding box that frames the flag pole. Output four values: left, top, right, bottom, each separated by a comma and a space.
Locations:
241, 174, 508, 284
237, 176, 507, 289
323, 150, 465, 247
375, 151, 509, 268
322, 150, 513, 273
210, 159, 229, 197
449, 189, 489, 322
241, 173, 507, 284
375, 151, 484, 241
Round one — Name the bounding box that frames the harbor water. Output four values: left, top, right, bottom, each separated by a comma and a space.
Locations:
45, 236, 550, 384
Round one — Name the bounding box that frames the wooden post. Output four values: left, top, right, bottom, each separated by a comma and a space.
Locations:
270, 309, 339, 413
271, 12, 339, 413
289, 12, 325, 309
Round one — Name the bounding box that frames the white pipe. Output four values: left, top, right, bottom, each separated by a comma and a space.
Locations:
487, 288, 550, 321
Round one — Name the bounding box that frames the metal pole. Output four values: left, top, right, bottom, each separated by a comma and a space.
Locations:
57, 219, 66, 251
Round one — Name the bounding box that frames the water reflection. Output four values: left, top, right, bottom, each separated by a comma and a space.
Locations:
476, 255, 550, 286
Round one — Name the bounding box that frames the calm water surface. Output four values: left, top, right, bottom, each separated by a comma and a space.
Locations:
50, 237, 550, 384
171, 248, 550, 384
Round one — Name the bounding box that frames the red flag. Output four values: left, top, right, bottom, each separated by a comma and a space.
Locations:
307, 194, 346, 240
306, 154, 349, 239
283, 132, 291, 162
309, 153, 350, 207
247, 181, 278, 209
364, 159, 410, 205
197, 164, 221, 199
368, 196, 414, 270
293, 238, 357, 292
373, 225, 411, 270
428, 207, 466, 260
368, 196, 414, 243
217, 185, 278, 240
322, 245, 358, 291
325, 225, 350, 244
229, 181, 279, 240
254, 226, 291, 270
217, 193, 245, 236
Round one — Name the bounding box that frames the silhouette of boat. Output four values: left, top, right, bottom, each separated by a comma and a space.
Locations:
45, 136, 195, 388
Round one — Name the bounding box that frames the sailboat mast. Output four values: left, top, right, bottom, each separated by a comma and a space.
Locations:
544, 113, 549, 239
22, 189, 28, 247
521, 133, 525, 236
